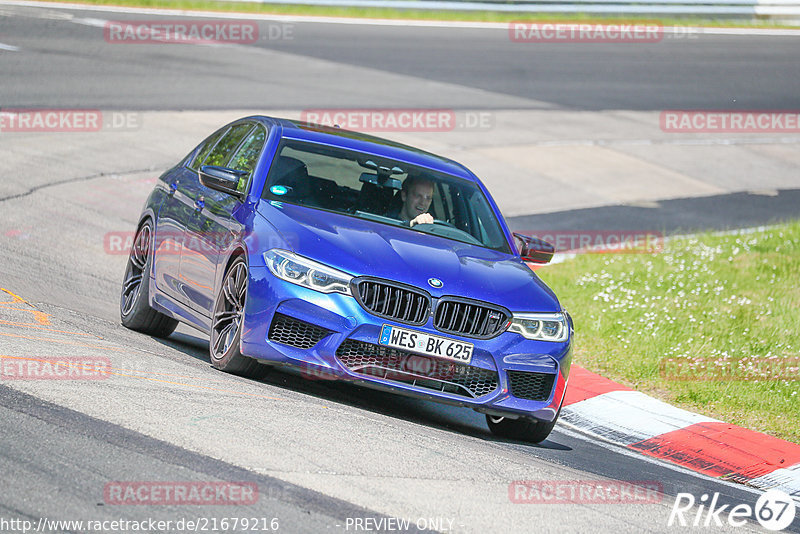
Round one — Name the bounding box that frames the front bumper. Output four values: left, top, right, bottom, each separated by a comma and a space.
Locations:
241, 266, 572, 423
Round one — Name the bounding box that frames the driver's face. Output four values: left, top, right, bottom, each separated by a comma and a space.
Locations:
402, 182, 433, 219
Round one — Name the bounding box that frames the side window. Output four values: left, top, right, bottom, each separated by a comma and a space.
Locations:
228, 125, 267, 193
467, 189, 506, 250
189, 126, 228, 171
203, 123, 254, 168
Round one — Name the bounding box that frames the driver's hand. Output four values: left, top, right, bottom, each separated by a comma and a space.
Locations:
409, 213, 434, 227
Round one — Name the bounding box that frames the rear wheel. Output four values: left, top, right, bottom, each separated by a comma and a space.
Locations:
209, 256, 267, 379
486, 409, 560, 444
120, 220, 178, 337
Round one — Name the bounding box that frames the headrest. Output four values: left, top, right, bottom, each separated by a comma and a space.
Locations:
271, 155, 307, 183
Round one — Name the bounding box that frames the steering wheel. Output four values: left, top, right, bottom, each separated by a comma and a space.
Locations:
431, 219, 457, 229
412, 219, 455, 230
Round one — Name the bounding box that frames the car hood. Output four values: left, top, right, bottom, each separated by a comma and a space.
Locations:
256, 201, 561, 313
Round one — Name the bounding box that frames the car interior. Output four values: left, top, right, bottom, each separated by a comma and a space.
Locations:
262, 146, 509, 252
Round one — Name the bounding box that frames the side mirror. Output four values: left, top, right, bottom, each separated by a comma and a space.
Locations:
513, 232, 554, 265
199, 165, 247, 199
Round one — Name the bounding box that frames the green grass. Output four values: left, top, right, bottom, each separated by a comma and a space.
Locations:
536, 222, 800, 443
39, 0, 800, 28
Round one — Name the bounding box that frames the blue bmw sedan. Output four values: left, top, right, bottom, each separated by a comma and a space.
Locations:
121, 116, 573, 443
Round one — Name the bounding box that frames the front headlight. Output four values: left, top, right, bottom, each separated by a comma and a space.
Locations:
263, 249, 352, 295
508, 312, 569, 342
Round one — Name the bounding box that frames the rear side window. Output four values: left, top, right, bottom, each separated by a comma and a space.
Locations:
228, 125, 267, 193
203, 123, 254, 168
189, 126, 228, 171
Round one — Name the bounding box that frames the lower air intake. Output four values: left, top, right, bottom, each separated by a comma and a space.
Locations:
268, 313, 332, 350
507, 370, 555, 401
336, 339, 498, 398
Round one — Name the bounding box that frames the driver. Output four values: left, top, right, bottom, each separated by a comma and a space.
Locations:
388, 175, 435, 227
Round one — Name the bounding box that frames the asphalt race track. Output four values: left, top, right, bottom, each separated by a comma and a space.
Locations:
1, 3, 799, 533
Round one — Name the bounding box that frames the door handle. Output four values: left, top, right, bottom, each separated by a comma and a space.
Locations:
194, 197, 205, 212
168, 182, 178, 196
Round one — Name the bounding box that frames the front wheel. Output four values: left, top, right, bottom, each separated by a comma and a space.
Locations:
120, 220, 178, 337
209, 257, 267, 379
486, 409, 560, 443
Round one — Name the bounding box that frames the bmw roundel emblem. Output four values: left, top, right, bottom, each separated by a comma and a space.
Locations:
428, 278, 443, 289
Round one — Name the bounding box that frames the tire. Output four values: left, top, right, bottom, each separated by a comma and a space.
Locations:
209, 256, 268, 379
120, 220, 178, 338
486, 408, 561, 444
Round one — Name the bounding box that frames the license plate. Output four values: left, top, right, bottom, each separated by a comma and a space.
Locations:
379, 324, 473, 364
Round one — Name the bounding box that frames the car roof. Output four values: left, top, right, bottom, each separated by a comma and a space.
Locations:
247, 116, 478, 182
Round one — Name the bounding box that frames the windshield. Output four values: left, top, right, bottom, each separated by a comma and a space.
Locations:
261, 139, 512, 254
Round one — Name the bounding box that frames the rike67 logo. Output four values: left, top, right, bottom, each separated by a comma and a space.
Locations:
669, 490, 796, 531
